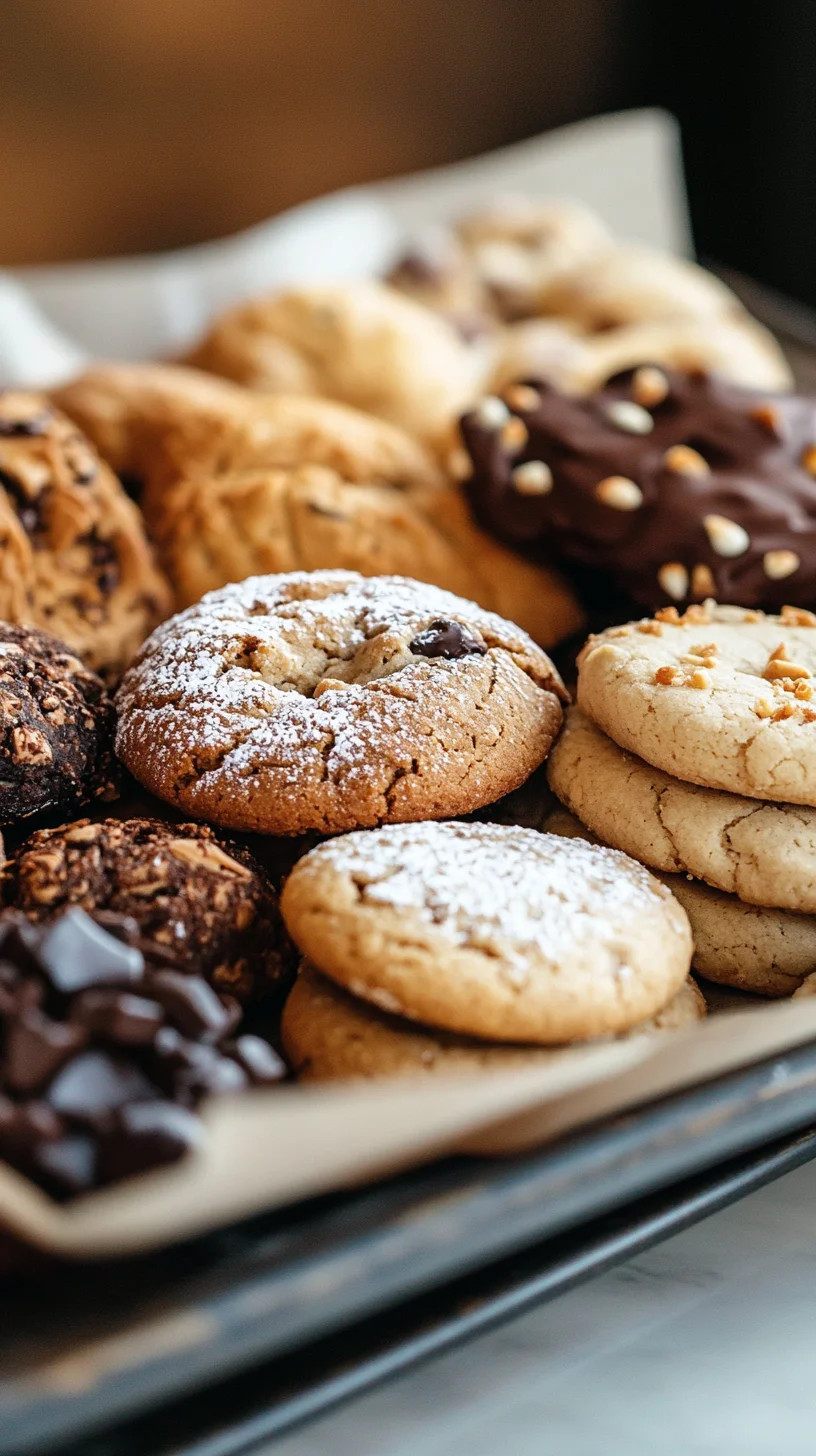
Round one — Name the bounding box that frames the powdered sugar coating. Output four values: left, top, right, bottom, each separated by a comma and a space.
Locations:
116, 571, 565, 835
281, 820, 693, 1042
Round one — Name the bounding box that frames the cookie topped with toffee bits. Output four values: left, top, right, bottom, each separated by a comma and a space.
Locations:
2, 817, 294, 1004
461, 368, 816, 614
577, 603, 816, 805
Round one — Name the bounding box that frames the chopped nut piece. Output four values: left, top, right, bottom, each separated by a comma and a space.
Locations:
691, 563, 716, 598
769, 641, 790, 661
313, 678, 350, 698
654, 665, 679, 685
632, 366, 669, 408
501, 416, 529, 453
168, 838, 254, 878
511, 460, 553, 495
750, 403, 781, 435
595, 475, 643, 510
703, 514, 750, 558
655, 606, 681, 623
688, 668, 710, 689
657, 563, 689, 601
636, 620, 663, 635
683, 604, 714, 624
504, 384, 541, 412
605, 400, 654, 435
446, 446, 472, 481
755, 700, 774, 718
607, 626, 634, 638
781, 605, 816, 627
801, 445, 816, 476
763, 549, 800, 580
664, 444, 710, 477
681, 653, 717, 669
11, 726, 53, 765
773, 701, 797, 720
472, 396, 510, 430
795, 681, 814, 701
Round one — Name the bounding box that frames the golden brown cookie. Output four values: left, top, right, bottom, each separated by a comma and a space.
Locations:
183, 281, 486, 443
281, 961, 705, 1081
116, 571, 567, 835
3, 817, 293, 1003
0, 391, 169, 678
280, 820, 692, 1042
548, 707, 816, 914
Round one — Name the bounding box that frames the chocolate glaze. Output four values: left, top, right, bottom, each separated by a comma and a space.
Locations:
409, 618, 488, 659
462, 369, 816, 612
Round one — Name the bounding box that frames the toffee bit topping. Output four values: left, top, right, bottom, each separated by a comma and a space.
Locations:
605, 400, 654, 435
763, 549, 800, 580
763, 651, 811, 681
511, 460, 553, 495
504, 384, 541, 412
781, 605, 816, 627
663, 444, 710, 477
750, 403, 782, 436
655, 606, 681, 623
657, 562, 689, 601
703, 514, 750, 558
654, 665, 679, 685
631, 366, 669, 408
595, 475, 643, 510
409, 619, 488, 660
472, 396, 510, 430
501, 416, 529, 453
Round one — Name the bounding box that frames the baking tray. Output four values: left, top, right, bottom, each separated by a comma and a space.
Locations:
4, 1039, 816, 1456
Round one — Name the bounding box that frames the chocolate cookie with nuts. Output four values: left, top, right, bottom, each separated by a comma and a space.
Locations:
2, 818, 293, 1004
0, 623, 118, 827
461, 368, 816, 615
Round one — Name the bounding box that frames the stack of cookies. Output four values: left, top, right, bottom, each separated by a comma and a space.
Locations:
548, 603, 816, 998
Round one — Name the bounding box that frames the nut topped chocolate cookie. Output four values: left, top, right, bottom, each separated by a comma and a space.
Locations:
0, 390, 170, 679
115, 571, 567, 836
462, 368, 816, 614
0, 907, 286, 1198
3, 818, 293, 1003
0, 623, 118, 827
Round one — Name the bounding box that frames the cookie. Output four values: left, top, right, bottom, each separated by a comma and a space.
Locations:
0, 907, 285, 1198
0, 624, 118, 827
281, 961, 705, 1082
280, 820, 692, 1042
462, 368, 816, 616
536, 244, 757, 329
3, 818, 293, 1004
115, 572, 566, 836
577, 604, 816, 806
542, 806, 816, 997
183, 281, 486, 443
0, 391, 170, 679
548, 706, 816, 913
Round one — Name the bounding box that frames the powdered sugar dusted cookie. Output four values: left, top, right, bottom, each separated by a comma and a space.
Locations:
115, 572, 566, 836
548, 707, 816, 913
577, 604, 816, 806
281, 961, 705, 1081
280, 820, 692, 1042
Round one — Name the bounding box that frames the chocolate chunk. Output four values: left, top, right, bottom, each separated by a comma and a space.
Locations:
147, 969, 240, 1040
38, 909, 144, 993
462, 369, 816, 613
96, 1101, 205, 1184
152, 1027, 248, 1101
0, 1096, 63, 1151
71, 991, 165, 1045
0, 919, 44, 975
409, 619, 488, 660
232, 1034, 288, 1085
48, 1049, 156, 1120
33, 1135, 97, 1196
4, 1009, 86, 1092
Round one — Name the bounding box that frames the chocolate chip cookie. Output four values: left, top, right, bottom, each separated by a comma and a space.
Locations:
115, 571, 567, 836
0, 623, 118, 827
0, 390, 170, 678
0, 907, 286, 1198
462, 368, 816, 615
3, 818, 293, 1003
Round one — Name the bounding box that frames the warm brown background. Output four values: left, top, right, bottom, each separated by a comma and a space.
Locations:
1, 0, 642, 265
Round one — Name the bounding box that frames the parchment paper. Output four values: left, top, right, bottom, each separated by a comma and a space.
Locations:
1, 107, 814, 1258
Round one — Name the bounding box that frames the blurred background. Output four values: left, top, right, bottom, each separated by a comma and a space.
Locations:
2, 0, 814, 305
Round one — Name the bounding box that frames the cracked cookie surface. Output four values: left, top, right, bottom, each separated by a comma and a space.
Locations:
281, 961, 705, 1081
577, 605, 816, 806
0, 623, 118, 826
548, 707, 816, 913
115, 571, 566, 836
2, 816, 293, 1003
280, 820, 692, 1042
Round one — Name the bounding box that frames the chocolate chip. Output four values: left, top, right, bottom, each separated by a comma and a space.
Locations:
38, 909, 144, 993
71, 990, 165, 1045
33, 1134, 97, 1196
409, 619, 489, 660
147, 970, 240, 1041
96, 1101, 205, 1183
232, 1034, 287, 1085
48, 1049, 156, 1120
4, 1009, 87, 1093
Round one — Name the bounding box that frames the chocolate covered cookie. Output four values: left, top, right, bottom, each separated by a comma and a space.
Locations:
0, 623, 118, 827
3, 818, 293, 1003
462, 369, 816, 614
0, 390, 170, 678
0, 908, 286, 1198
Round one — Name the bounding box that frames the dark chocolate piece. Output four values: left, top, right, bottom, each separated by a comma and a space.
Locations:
461, 368, 816, 613
409, 618, 488, 660
38, 909, 143, 993
96, 1102, 205, 1183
